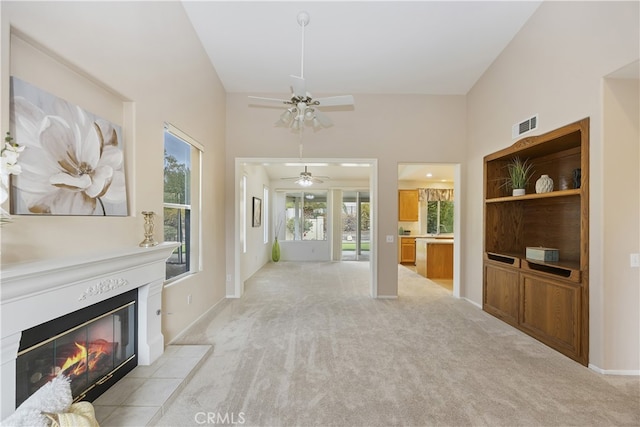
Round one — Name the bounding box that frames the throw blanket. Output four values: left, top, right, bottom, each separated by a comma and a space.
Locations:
45, 402, 99, 427
0, 376, 99, 427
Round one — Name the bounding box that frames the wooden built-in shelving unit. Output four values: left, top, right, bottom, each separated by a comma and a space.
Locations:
483, 118, 589, 365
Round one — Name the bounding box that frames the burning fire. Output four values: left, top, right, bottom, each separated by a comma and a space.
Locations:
60, 343, 87, 375
60, 340, 112, 377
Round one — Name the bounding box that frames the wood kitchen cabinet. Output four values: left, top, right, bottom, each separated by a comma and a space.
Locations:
399, 237, 416, 264
398, 190, 418, 221
427, 243, 453, 279
416, 239, 454, 279
483, 118, 589, 365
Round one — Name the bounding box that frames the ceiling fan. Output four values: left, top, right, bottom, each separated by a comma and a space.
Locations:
281, 166, 329, 187
248, 11, 355, 131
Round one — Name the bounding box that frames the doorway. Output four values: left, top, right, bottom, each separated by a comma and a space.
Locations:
397, 163, 461, 297
233, 158, 379, 298
341, 191, 370, 261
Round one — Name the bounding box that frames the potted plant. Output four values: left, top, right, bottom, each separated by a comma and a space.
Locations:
503, 156, 534, 196
272, 212, 284, 262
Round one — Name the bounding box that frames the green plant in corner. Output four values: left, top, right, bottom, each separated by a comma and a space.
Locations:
502, 156, 534, 195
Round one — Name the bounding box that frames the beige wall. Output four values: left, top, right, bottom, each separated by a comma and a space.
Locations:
0, 1, 228, 343
466, 1, 639, 371
225, 93, 467, 297
603, 77, 639, 371
240, 163, 271, 283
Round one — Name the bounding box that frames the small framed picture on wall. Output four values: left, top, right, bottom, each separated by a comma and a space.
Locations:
252, 197, 262, 227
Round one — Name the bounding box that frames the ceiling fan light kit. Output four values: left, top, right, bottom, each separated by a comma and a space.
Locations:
295, 176, 314, 187
249, 11, 354, 133
283, 166, 329, 188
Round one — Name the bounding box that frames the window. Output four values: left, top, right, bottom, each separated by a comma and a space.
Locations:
163, 125, 202, 281
263, 186, 269, 244
281, 191, 327, 241
425, 201, 454, 234
241, 175, 247, 254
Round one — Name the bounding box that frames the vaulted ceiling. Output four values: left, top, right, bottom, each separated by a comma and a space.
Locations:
182, 1, 542, 183
183, 1, 541, 95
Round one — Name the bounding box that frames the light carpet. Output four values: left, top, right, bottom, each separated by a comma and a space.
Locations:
155, 262, 639, 426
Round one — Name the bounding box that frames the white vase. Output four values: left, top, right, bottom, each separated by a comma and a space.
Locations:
512, 188, 525, 196
535, 174, 554, 193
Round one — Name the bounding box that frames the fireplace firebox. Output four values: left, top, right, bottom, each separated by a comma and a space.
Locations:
15, 289, 138, 406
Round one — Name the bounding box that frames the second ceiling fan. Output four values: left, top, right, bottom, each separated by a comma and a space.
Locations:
248, 11, 355, 131
281, 166, 329, 187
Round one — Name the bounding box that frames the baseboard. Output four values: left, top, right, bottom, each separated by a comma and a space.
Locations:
166, 297, 229, 345
462, 297, 482, 309
376, 295, 398, 299
588, 364, 640, 376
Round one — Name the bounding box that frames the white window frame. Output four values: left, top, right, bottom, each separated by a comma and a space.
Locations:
163, 123, 203, 283
263, 185, 269, 244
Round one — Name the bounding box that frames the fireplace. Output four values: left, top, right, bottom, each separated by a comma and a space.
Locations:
0, 242, 179, 419
16, 289, 138, 407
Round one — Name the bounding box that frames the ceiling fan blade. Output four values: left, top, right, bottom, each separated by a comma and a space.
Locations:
290, 75, 306, 98
314, 95, 355, 107
248, 96, 291, 105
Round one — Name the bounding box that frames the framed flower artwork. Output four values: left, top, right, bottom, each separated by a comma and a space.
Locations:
9, 76, 128, 216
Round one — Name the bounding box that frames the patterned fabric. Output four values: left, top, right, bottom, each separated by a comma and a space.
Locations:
418, 188, 454, 202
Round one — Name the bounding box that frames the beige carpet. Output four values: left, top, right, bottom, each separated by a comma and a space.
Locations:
155, 262, 639, 426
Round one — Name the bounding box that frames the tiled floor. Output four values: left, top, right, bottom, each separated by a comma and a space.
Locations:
93, 345, 212, 426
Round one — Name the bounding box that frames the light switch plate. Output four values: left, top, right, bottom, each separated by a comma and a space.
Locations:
631, 253, 640, 268
386, 235, 394, 243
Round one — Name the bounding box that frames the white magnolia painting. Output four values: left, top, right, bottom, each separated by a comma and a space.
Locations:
9, 77, 128, 216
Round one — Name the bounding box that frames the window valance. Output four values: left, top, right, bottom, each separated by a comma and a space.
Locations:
418, 188, 454, 202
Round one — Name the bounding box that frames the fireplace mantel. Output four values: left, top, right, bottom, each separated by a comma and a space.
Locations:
2, 243, 178, 308
0, 242, 179, 419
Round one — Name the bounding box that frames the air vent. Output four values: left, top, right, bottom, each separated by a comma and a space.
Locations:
512, 114, 538, 139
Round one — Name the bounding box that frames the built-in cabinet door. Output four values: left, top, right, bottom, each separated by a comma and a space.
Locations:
519, 272, 581, 357
483, 263, 519, 326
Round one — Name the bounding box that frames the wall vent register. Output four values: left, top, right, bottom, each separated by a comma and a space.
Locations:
512, 114, 538, 138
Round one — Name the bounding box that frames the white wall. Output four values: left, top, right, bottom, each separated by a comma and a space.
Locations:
0, 1, 228, 344
240, 163, 271, 283
466, 1, 639, 371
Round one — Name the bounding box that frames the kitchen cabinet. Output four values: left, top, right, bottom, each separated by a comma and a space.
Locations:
483, 118, 589, 366
416, 238, 453, 279
398, 190, 418, 221
399, 237, 416, 264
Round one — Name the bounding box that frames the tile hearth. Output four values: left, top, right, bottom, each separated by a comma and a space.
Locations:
93, 345, 211, 426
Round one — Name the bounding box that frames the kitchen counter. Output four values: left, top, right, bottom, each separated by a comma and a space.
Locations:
415, 237, 454, 244
416, 238, 454, 279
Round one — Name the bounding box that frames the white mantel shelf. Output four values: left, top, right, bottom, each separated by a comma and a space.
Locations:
1, 242, 179, 302
0, 242, 179, 419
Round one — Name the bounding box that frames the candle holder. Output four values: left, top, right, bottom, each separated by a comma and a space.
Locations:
139, 211, 158, 247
